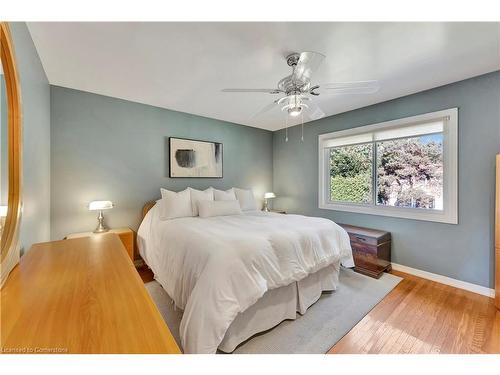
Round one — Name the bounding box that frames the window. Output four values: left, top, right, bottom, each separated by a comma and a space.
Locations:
319, 108, 458, 224
330, 143, 373, 204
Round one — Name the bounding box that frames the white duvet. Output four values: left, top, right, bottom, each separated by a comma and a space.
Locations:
138, 206, 354, 354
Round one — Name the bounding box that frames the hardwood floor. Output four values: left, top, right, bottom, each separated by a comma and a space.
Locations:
139, 265, 499, 354
329, 270, 500, 354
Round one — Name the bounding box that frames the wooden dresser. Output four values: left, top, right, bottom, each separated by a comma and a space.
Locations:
339, 224, 392, 279
66, 227, 135, 261
0, 234, 181, 354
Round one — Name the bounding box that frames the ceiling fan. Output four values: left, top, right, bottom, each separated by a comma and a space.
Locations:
222, 51, 379, 140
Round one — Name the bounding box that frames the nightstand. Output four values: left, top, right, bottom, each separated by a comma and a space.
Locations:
66, 227, 135, 261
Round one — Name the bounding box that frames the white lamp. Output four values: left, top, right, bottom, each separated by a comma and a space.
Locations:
88, 200, 114, 233
263, 192, 276, 212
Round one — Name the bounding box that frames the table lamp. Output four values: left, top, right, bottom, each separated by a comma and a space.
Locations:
88, 200, 114, 233
263, 192, 276, 212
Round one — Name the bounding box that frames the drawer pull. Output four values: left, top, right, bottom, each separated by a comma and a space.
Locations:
355, 236, 366, 242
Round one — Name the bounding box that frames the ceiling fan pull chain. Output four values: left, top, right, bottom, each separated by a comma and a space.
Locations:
285, 114, 289, 142
301, 112, 304, 142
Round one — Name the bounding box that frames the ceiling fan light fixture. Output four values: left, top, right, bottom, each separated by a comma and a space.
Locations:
283, 94, 304, 117
288, 107, 302, 117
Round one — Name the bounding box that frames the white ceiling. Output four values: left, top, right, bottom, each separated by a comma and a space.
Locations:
27, 22, 500, 131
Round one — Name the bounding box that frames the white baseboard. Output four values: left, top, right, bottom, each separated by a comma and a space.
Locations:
391, 262, 495, 298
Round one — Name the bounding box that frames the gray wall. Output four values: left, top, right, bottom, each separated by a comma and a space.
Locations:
10, 23, 51, 252
273, 71, 500, 289
50, 86, 273, 240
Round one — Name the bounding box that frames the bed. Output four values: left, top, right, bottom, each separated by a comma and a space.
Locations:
138, 201, 354, 353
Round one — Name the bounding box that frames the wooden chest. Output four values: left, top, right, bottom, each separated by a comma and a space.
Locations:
339, 224, 392, 279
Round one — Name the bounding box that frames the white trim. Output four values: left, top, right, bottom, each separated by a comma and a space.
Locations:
318, 108, 458, 224
318, 202, 455, 224
392, 262, 495, 298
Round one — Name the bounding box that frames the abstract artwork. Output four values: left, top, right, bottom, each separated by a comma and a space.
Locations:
169, 137, 223, 178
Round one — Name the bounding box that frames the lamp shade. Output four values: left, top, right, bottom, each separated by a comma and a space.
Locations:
264, 192, 276, 199
0, 205, 7, 217
88, 200, 114, 211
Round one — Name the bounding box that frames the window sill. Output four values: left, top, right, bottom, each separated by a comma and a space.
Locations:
319, 202, 458, 224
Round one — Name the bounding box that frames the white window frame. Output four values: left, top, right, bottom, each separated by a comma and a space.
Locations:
318, 108, 458, 224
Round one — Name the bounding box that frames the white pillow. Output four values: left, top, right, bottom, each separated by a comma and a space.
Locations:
197, 200, 242, 218
158, 188, 193, 220
213, 188, 237, 201
233, 187, 258, 211
189, 187, 214, 216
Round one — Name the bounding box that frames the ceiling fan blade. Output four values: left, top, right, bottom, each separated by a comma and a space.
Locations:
251, 100, 280, 119
322, 80, 380, 94
221, 88, 282, 94
304, 99, 325, 121
292, 52, 325, 84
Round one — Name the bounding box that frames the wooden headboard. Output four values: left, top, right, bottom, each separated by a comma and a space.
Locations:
142, 201, 157, 220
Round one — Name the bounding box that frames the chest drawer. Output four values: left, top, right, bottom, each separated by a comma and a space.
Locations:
339, 223, 392, 279
351, 241, 378, 257
348, 233, 379, 247
345, 226, 391, 246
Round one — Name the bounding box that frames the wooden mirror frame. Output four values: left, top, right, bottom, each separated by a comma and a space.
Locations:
0, 22, 22, 285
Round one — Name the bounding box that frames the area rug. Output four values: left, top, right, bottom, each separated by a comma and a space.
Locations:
145, 268, 402, 354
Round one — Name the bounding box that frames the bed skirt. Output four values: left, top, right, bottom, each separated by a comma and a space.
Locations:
218, 262, 340, 353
